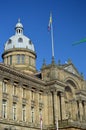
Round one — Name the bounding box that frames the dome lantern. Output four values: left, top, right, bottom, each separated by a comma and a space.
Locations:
15, 18, 23, 35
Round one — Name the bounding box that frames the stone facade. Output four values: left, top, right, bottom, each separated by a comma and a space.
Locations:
0, 20, 86, 130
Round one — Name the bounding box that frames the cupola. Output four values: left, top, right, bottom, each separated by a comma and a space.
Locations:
2, 19, 37, 74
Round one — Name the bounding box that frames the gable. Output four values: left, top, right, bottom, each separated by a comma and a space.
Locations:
63, 64, 80, 76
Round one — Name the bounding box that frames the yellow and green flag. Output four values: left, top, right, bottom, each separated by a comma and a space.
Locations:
48, 13, 52, 31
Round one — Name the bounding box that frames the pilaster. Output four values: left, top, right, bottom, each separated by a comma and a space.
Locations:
43, 93, 48, 125
48, 92, 53, 125
60, 92, 66, 120
0, 81, 2, 118
71, 100, 77, 121
7, 82, 13, 120
35, 91, 39, 124
79, 100, 83, 122
27, 89, 31, 123
83, 101, 86, 120
17, 84, 22, 121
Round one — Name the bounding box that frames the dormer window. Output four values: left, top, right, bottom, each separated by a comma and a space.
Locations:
8, 39, 12, 44
29, 40, 32, 45
18, 38, 23, 42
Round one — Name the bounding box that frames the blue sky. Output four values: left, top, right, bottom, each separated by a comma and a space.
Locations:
0, 0, 86, 79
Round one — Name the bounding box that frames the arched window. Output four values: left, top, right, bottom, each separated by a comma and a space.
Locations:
65, 86, 73, 100
65, 86, 71, 92
18, 38, 23, 42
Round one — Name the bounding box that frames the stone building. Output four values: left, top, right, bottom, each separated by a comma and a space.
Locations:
0, 20, 86, 130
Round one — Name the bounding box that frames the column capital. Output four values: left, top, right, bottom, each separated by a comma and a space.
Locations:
60, 92, 65, 97
53, 91, 58, 95
78, 100, 82, 103
83, 101, 86, 105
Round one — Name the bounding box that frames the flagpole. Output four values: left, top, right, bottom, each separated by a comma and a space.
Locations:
56, 118, 58, 130
51, 21, 54, 57
50, 13, 55, 63
40, 113, 43, 130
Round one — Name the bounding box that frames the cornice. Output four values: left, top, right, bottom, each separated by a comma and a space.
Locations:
2, 48, 37, 58
45, 79, 66, 92
0, 63, 45, 86
46, 79, 66, 87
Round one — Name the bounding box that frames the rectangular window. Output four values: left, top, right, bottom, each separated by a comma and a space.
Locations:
2, 81, 7, 93
17, 54, 20, 64
31, 58, 35, 67
22, 105, 26, 121
13, 103, 17, 120
22, 88, 26, 98
2, 100, 7, 119
21, 54, 25, 64
10, 55, 12, 65
39, 109, 42, 124
39, 93, 42, 102
7, 57, 9, 65
13, 85, 17, 95
29, 56, 31, 65
4, 128, 8, 130
31, 91, 34, 100
31, 107, 34, 123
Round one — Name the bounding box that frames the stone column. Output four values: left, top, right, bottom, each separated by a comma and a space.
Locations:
79, 100, 83, 121
53, 91, 58, 122
60, 92, 66, 120
83, 101, 86, 120
57, 93, 60, 120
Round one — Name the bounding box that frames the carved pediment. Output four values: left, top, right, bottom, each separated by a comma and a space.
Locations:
63, 64, 80, 76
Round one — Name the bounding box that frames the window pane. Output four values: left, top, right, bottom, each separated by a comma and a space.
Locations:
13, 85, 17, 95
17, 54, 20, 64
22, 105, 26, 121
10, 55, 12, 65
2, 100, 7, 119
13, 103, 16, 120
31, 107, 34, 123
22, 88, 25, 98
2, 82, 7, 93
21, 54, 25, 64
18, 38, 23, 42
